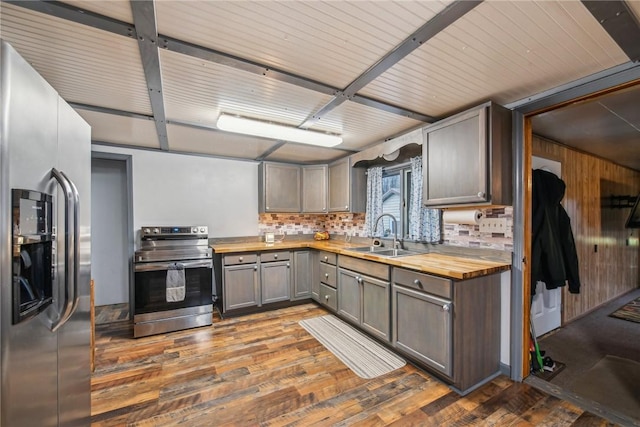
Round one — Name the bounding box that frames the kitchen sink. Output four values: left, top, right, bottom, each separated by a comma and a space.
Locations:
346, 246, 422, 258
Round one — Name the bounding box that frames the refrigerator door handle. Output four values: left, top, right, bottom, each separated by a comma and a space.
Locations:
49, 168, 75, 332
61, 170, 81, 318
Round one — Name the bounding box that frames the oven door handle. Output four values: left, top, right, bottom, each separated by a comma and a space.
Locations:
135, 259, 213, 272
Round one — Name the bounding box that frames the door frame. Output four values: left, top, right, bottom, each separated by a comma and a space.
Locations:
509, 63, 640, 381
91, 151, 134, 318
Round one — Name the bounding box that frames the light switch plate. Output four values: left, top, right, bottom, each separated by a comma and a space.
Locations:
479, 218, 507, 234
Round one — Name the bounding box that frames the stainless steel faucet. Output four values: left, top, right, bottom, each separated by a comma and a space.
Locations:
373, 213, 401, 249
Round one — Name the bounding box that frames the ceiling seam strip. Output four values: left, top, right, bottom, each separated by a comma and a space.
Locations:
131, 0, 169, 151
4, 0, 136, 38
10, 0, 436, 126
581, 0, 640, 63
299, 0, 483, 129
506, 62, 640, 114
69, 102, 154, 121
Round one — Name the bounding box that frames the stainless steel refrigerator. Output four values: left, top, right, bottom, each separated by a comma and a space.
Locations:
0, 40, 91, 426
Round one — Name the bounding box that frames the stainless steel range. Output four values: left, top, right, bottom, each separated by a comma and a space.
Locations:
133, 226, 213, 338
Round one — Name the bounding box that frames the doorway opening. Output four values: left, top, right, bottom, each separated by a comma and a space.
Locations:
90, 152, 134, 324
520, 81, 640, 425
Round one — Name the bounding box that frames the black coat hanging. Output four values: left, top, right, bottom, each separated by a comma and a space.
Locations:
531, 169, 581, 295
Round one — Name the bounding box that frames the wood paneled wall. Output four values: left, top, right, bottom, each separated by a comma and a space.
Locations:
532, 135, 640, 323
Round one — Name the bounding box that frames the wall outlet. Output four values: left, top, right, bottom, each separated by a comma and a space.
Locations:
479, 218, 507, 234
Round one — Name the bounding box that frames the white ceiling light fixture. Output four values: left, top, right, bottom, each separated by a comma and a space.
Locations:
216, 114, 342, 148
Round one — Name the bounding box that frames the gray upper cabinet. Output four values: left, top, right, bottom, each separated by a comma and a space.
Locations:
259, 162, 301, 213
302, 165, 328, 213
422, 101, 512, 208
328, 157, 366, 212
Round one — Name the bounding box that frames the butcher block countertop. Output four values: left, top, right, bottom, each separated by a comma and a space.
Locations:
210, 239, 511, 281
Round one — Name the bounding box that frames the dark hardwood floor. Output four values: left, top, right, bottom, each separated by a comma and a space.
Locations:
92, 303, 619, 426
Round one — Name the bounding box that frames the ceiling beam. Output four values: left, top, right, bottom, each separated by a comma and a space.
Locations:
581, 0, 640, 63
160, 35, 338, 97
299, 0, 482, 128
131, 0, 169, 150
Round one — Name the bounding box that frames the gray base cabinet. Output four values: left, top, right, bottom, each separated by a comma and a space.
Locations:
293, 251, 312, 300
337, 268, 361, 324
261, 260, 291, 304
222, 251, 295, 314
392, 267, 501, 394
392, 284, 452, 376
223, 256, 259, 312
337, 256, 390, 342
316, 251, 337, 311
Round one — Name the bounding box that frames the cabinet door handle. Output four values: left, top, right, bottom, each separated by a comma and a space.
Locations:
324, 273, 329, 278
344, 205, 349, 209
286, 263, 290, 268
253, 265, 258, 271
324, 295, 329, 301
323, 256, 328, 261
477, 192, 485, 198
442, 303, 451, 312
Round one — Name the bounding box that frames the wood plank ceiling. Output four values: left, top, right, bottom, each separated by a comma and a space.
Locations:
0, 0, 639, 166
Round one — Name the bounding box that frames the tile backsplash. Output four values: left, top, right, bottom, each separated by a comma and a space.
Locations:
258, 206, 513, 252
442, 207, 513, 251
258, 213, 365, 237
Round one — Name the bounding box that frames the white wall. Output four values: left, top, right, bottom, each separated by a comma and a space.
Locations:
91, 158, 129, 305
92, 145, 259, 245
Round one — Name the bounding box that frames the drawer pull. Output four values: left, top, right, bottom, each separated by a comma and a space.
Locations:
323, 256, 328, 261
239, 257, 243, 262
324, 295, 329, 301
274, 254, 278, 259
413, 279, 422, 288
324, 273, 329, 278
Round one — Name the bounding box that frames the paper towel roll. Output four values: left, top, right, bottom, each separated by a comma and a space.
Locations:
443, 210, 483, 225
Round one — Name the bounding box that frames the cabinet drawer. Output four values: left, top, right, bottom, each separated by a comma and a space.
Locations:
261, 251, 290, 262
223, 253, 258, 266
318, 251, 337, 265
392, 268, 452, 299
339, 255, 389, 281
319, 263, 337, 288
319, 283, 337, 311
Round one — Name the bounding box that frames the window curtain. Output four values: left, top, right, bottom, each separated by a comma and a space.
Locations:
409, 156, 441, 242
364, 166, 384, 236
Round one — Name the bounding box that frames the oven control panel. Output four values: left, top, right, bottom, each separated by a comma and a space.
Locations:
141, 226, 208, 238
